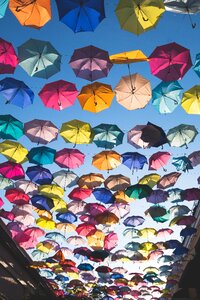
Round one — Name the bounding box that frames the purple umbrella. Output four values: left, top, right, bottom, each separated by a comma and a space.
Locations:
188, 150, 200, 167
69, 45, 113, 82
121, 152, 147, 172
26, 165, 53, 185
181, 188, 200, 201
123, 215, 145, 227
146, 189, 168, 204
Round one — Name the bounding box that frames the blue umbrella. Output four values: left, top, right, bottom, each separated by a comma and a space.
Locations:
110, 273, 124, 279
77, 263, 94, 271
27, 146, 56, 165
152, 81, 182, 114
55, 275, 69, 282
180, 226, 197, 237
172, 156, 193, 172
165, 239, 182, 249
0, 0, 8, 18
26, 165, 53, 185
55, 0, 105, 33
193, 53, 200, 78
56, 211, 77, 223
92, 187, 114, 204
45, 232, 66, 244
159, 265, 172, 272
123, 215, 145, 227
0, 77, 34, 108
173, 246, 189, 256
31, 194, 54, 211
121, 152, 147, 172
167, 188, 183, 203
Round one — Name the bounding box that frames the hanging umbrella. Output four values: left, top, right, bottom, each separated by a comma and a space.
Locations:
92, 150, 121, 171
18, 38, 61, 79
152, 81, 182, 113
172, 156, 193, 172
121, 152, 147, 172
125, 184, 152, 199
68, 200, 86, 215
77, 263, 94, 271
0, 161, 25, 180
0, 37, 18, 74
138, 228, 157, 238
56, 223, 76, 234
146, 189, 168, 204
0, 77, 34, 108
56, 211, 77, 224
24, 119, 58, 144
67, 236, 86, 247
15, 180, 38, 195
167, 124, 198, 148
108, 203, 130, 219
9, 0, 51, 28
109, 49, 148, 64
27, 146, 56, 165
181, 85, 200, 114
38, 80, 78, 111
92, 188, 114, 204
149, 151, 171, 171
141, 122, 168, 148
95, 211, 119, 225
114, 73, 152, 110
26, 165, 53, 185
169, 215, 196, 226
53, 170, 78, 189
0, 175, 13, 190
31, 194, 54, 211
157, 172, 181, 189
85, 203, 106, 216
54, 148, 85, 169
115, 0, 165, 35
145, 205, 167, 219
87, 230, 105, 250
156, 228, 173, 238
60, 119, 93, 145
123, 228, 139, 238
69, 45, 112, 81
78, 173, 105, 189
123, 215, 145, 227
181, 187, 200, 201
68, 187, 92, 201
180, 227, 197, 237
169, 205, 190, 217
76, 223, 97, 237
92, 123, 124, 149
188, 150, 200, 167
38, 184, 64, 198
149, 42, 192, 81
0, 0, 8, 18
127, 125, 149, 149
139, 173, 161, 188
55, 0, 105, 33
77, 82, 115, 113
5, 188, 29, 205
0, 140, 28, 163
104, 232, 118, 251
193, 53, 200, 77
0, 114, 23, 140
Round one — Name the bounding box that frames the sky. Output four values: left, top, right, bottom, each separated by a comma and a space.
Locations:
0, 0, 200, 297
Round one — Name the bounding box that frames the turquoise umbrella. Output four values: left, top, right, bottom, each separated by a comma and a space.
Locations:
0, 114, 24, 140
167, 124, 198, 148
0, 0, 8, 18
172, 156, 193, 172
18, 38, 61, 79
152, 81, 183, 113
27, 146, 56, 165
193, 53, 200, 78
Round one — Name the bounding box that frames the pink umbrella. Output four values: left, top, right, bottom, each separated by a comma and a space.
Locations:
55, 148, 85, 169
66, 236, 86, 246
0, 38, 18, 74
14, 212, 35, 226
79, 214, 98, 225
108, 203, 130, 219
156, 228, 173, 238
104, 232, 118, 251
58, 247, 73, 258
85, 203, 106, 216
149, 42, 192, 82
0, 161, 25, 180
0, 209, 15, 221
0, 197, 4, 208
127, 125, 149, 149
68, 187, 92, 201
24, 227, 45, 241
149, 151, 171, 171
148, 249, 163, 260
38, 80, 78, 111
15, 180, 38, 195
5, 188, 30, 205
68, 200, 87, 215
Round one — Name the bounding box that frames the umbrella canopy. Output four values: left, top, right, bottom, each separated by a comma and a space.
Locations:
60, 119, 93, 145
0, 140, 28, 163
69, 45, 112, 81
0, 0, 8, 18
123, 215, 145, 227
149, 42, 192, 81
9, 0, 51, 29
38, 184, 64, 198
167, 124, 198, 148
0, 176, 13, 190
109, 49, 148, 64
104, 232, 118, 251
0, 114, 23, 140
125, 184, 152, 199
27, 146, 56, 165
149, 151, 171, 171
157, 172, 181, 189
121, 152, 147, 172
15, 180, 38, 195
114, 73, 152, 110
18, 38, 61, 79
172, 156, 193, 172
146, 189, 168, 204
193, 53, 200, 78
108, 203, 130, 219
139, 173, 161, 188
31, 195, 54, 211
181, 85, 200, 114
115, 0, 165, 35
152, 81, 183, 113
53, 170, 78, 189
0, 161, 25, 180
5, 188, 29, 205
26, 165, 53, 185
0, 37, 18, 74
77, 82, 115, 113
55, 0, 105, 33
93, 188, 114, 204
38, 80, 78, 111
78, 173, 105, 189
68, 187, 92, 201
92, 150, 121, 171
0, 77, 34, 108
92, 123, 124, 149
55, 148, 85, 169
188, 150, 200, 167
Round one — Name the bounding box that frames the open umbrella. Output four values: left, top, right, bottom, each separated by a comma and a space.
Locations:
78, 173, 105, 189
9, 0, 51, 29
123, 215, 145, 227
55, 0, 105, 33
0, 0, 8, 18
172, 156, 193, 172
149, 151, 171, 171
121, 152, 147, 172
15, 180, 38, 195
68, 187, 92, 201
92, 150, 121, 171
181, 85, 200, 114
0, 37, 18, 74
93, 188, 114, 204
18, 38, 61, 79
146, 189, 168, 204
139, 173, 161, 188
125, 184, 152, 199
53, 170, 78, 189
26, 165, 53, 185
157, 172, 181, 189
27, 146, 56, 165
0, 176, 13, 190
188, 150, 200, 167
55, 148, 85, 169
5, 188, 29, 205
0, 161, 25, 180
31, 194, 54, 211
109, 49, 148, 64
0, 140, 28, 163
0, 114, 23, 140
167, 124, 198, 148
193, 53, 200, 77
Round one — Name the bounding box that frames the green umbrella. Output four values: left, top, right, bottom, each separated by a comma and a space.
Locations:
167, 124, 198, 148
0, 114, 24, 140
0, 175, 14, 190
125, 184, 152, 199
27, 146, 56, 165
18, 38, 61, 79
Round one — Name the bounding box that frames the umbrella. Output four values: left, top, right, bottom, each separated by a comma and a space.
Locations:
45, 232, 66, 244
24, 119, 58, 144
181, 85, 200, 114
0, 140, 28, 163
68, 187, 92, 201
108, 203, 130, 219
157, 172, 181, 189
115, 0, 165, 35
181, 187, 200, 201
5, 188, 29, 205
180, 227, 197, 237
114, 73, 152, 110
55, 148, 85, 169
68, 200, 86, 215
69, 45, 112, 81
18, 38, 61, 79
104, 232, 118, 251
85, 202, 106, 216
109, 49, 148, 64
38, 80, 78, 111
125, 184, 152, 199
60, 119, 93, 145
56, 223, 76, 234
55, 0, 105, 33
123, 228, 139, 238
0, 161, 25, 180
193, 53, 200, 77
92, 123, 124, 149
27, 146, 56, 165
141, 122, 168, 148
146, 189, 168, 204
127, 125, 149, 149
0, 176, 13, 190
78, 173, 105, 189
0, 209, 14, 221
9, 0, 51, 28
15, 180, 38, 195
38, 184, 64, 199
26, 165, 53, 185
31, 195, 54, 211
0, 77, 34, 108
77, 82, 115, 113
169, 205, 190, 217
67, 236, 86, 247
76, 223, 97, 237
92, 150, 121, 171
188, 150, 200, 167
0, 37, 18, 74
53, 170, 78, 189
139, 173, 161, 188
169, 215, 196, 226
92, 188, 114, 204
0, 0, 8, 18
157, 229, 173, 240
0, 114, 23, 140
145, 205, 167, 219
56, 211, 77, 224
123, 215, 145, 227
149, 151, 171, 171
152, 81, 182, 113
138, 228, 157, 238
87, 229, 105, 250
167, 124, 198, 148
77, 263, 94, 271
121, 152, 147, 172
172, 156, 193, 172
149, 42, 192, 81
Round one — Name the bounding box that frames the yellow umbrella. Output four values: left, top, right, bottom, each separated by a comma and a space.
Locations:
109, 49, 148, 64
115, 0, 165, 35
36, 217, 55, 230
138, 173, 161, 188
38, 184, 64, 198
140, 242, 158, 251
52, 197, 67, 212
60, 119, 93, 145
181, 85, 200, 114
143, 266, 159, 274
77, 82, 115, 113
113, 190, 133, 203
87, 230, 105, 250
0, 140, 28, 163
34, 208, 52, 219
92, 150, 121, 171
56, 222, 76, 234
138, 228, 157, 238
77, 173, 105, 189
36, 241, 55, 253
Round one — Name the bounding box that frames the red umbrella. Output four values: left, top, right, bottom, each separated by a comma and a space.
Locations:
5, 188, 29, 205
149, 151, 171, 171
0, 161, 25, 180
23, 227, 45, 241
96, 266, 112, 273
54, 148, 85, 169
0, 38, 18, 74
149, 42, 192, 81
75, 223, 97, 236
68, 187, 93, 201
104, 232, 118, 251
38, 80, 78, 111
79, 214, 98, 225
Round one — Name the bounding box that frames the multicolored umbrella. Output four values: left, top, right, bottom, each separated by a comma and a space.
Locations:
0, 37, 18, 74
166, 124, 198, 148
181, 85, 200, 114
0, 114, 23, 140
92, 150, 121, 171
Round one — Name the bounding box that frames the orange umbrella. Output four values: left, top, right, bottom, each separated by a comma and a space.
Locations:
9, 0, 51, 29
104, 174, 130, 191
87, 230, 105, 250
77, 82, 115, 113
77, 173, 105, 189
109, 49, 148, 64
92, 150, 121, 171
95, 211, 119, 225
